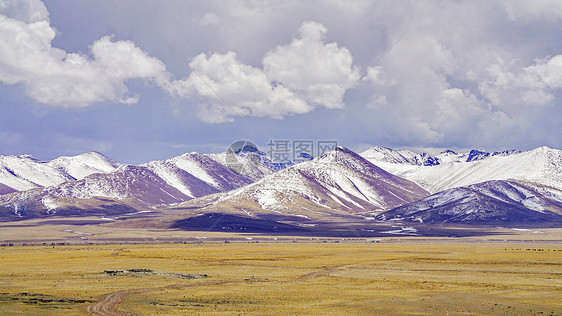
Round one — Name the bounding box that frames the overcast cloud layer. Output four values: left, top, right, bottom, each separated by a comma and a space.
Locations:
0, 0, 560, 163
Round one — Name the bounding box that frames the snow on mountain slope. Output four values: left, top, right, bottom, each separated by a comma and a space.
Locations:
142, 153, 254, 198
200, 147, 429, 218
206, 146, 309, 181
0, 154, 76, 191
361, 146, 562, 193
142, 160, 221, 198
376, 180, 562, 225
48, 151, 121, 179
361, 146, 522, 166
0, 164, 191, 218
0, 152, 122, 192
51, 165, 189, 204
206, 151, 275, 182
360, 146, 440, 166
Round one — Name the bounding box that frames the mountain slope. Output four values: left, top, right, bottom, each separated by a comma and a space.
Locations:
361, 146, 562, 193
361, 146, 440, 166
206, 151, 276, 181
0, 154, 76, 191
0, 183, 16, 196
0, 165, 190, 219
376, 180, 562, 225
47, 151, 122, 179
0, 152, 121, 191
142, 153, 254, 198
196, 147, 429, 219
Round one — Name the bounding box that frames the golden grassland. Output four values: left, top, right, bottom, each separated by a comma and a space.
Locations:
0, 242, 561, 315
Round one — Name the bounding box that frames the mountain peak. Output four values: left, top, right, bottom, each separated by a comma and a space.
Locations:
360, 146, 440, 166
201, 146, 429, 217
77, 151, 106, 158
465, 149, 490, 162
316, 146, 363, 163
440, 149, 458, 155
533, 145, 556, 153
376, 180, 562, 225
14, 154, 40, 161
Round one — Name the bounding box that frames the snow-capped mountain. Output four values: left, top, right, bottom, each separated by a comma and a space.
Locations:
361, 146, 440, 166
0, 152, 121, 191
2, 145, 560, 229
0, 154, 76, 191
47, 151, 122, 180
196, 147, 429, 219
206, 147, 307, 181
0, 149, 296, 219
433, 149, 521, 163
361, 146, 522, 167
0, 164, 190, 219
376, 180, 562, 225
142, 153, 254, 198
361, 146, 562, 193
206, 151, 275, 181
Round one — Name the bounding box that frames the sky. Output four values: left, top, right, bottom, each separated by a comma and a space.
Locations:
0, 0, 561, 164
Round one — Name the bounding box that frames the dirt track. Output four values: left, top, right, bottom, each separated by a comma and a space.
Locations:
86, 281, 230, 316
86, 265, 349, 315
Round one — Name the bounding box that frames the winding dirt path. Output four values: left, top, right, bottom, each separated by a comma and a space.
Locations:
86, 281, 229, 316
87, 263, 366, 315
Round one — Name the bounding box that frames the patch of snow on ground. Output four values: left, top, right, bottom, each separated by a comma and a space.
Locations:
381, 226, 418, 235
41, 195, 58, 214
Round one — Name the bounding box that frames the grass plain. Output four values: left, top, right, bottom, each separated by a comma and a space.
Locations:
0, 242, 560, 315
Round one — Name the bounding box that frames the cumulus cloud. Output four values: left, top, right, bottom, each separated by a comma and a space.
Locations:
501, 0, 562, 21
477, 54, 562, 107
366, 30, 485, 145
359, 1, 562, 149
263, 21, 360, 107
1, 0, 561, 153
167, 51, 310, 123
0, 0, 48, 23
168, 20, 359, 122
1, 3, 359, 122
0, 7, 167, 107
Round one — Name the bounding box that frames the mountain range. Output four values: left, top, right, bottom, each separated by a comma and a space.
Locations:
0, 152, 121, 191
376, 180, 562, 225
1, 145, 561, 230
194, 147, 428, 220
360, 146, 562, 193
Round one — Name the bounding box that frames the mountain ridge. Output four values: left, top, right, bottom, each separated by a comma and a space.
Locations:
375, 180, 562, 225
191, 146, 430, 220
360, 146, 562, 193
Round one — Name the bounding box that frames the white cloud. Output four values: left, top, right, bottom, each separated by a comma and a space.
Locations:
263, 21, 360, 108
1, 0, 561, 153
167, 21, 359, 122
1, 5, 359, 122
0, 10, 167, 107
501, 0, 562, 21
198, 12, 220, 26
358, 1, 562, 149
477, 54, 562, 108
0, 0, 48, 23
167, 51, 310, 123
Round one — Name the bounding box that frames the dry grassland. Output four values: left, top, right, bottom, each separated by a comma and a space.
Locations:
0, 242, 560, 315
